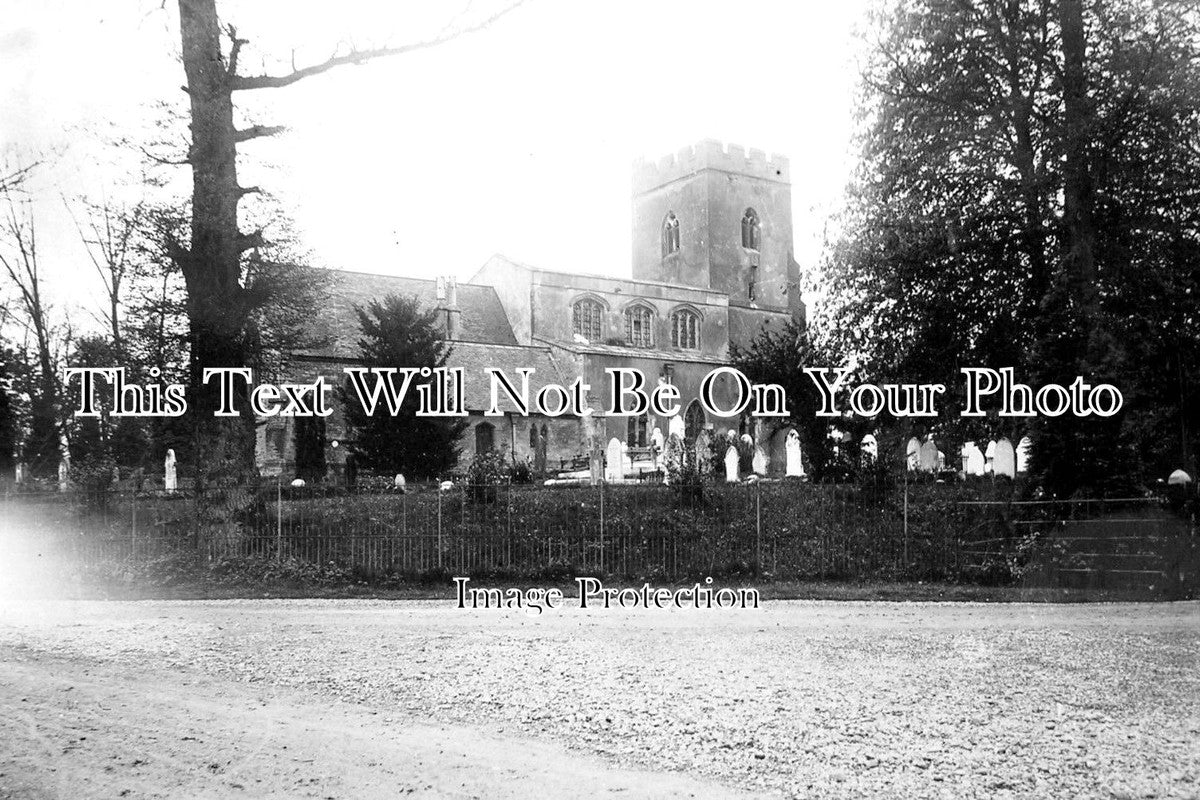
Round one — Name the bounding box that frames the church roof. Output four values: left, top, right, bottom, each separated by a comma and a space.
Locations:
298, 269, 519, 358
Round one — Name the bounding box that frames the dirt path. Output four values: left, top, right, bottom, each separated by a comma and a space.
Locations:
0, 649, 756, 799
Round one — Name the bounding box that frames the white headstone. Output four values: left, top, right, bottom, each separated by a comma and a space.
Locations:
1016, 436, 1033, 474
785, 429, 804, 477
605, 437, 624, 482
966, 443, 986, 477
906, 437, 920, 471
650, 427, 664, 454
860, 434, 878, 463
919, 440, 938, 472
993, 438, 1016, 478
668, 414, 685, 441
752, 446, 768, 475
724, 445, 739, 483
984, 440, 997, 474
393, 473, 407, 492
164, 449, 177, 493
290, 478, 306, 488
740, 432, 754, 450
1168, 469, 1192, 486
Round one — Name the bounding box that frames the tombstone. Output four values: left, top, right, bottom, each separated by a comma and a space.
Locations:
650, 427, 664, 458
993, 438, 1016, 479
589, 440, 604, 485
290, 478, 306, 488
164, 449, 177, 494
960, 442, 972, 473
984, 440, 997, 475
695, 431, 712, 477
906, 437, 920, 471
439, 480, 454, 492
393, 473, 406, 493
860, 434, 878, 465
604, 437, 624, 482
724, 445, 740, 483
785, 430, 805, 477
752, 446, 768, 476
918, 440, 938, 472
1167, 469, 1192, 486
668, 414, 685, 441
966, 443, 986, 477
740, 432, 754, 449
1016, 436, 1033, 474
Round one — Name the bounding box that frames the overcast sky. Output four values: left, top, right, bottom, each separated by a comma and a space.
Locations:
1, 0, 871, 327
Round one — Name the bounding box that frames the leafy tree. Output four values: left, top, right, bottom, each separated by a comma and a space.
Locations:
730, 320, 838, 480
340, 294, 466, 479
822, 0, 1200, 494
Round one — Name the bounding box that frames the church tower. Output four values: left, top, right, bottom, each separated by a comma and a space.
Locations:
631, 140, 802, 319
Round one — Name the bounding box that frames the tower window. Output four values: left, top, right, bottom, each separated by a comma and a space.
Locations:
661, 212, 680, 257
625, 304, 655, 348
742, 208, 761, 250
572, 298, 604, 342
670, 308, 699, 349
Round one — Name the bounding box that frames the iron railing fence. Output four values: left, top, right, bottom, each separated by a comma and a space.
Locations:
0, 481, 1194, 588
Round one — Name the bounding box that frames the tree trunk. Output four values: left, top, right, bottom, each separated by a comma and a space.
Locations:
1058, 0, 1097, 304
178, 0, 257, 494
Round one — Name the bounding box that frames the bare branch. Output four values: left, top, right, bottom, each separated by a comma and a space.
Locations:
231, 1, 523, 91
234, 124, 288, 143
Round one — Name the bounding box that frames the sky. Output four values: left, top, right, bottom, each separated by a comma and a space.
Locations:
1, 0, 872, 329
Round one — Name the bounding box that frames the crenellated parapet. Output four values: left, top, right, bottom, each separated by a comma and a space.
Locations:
632, 139, 790, 194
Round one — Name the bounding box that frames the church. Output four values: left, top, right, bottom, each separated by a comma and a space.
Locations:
257, 140, 805, 479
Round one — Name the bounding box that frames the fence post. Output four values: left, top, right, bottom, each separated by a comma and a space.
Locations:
755, 480, 762, 574
599, 478, 605, 574
276, 476, 282, 561
131, 488, 137, 559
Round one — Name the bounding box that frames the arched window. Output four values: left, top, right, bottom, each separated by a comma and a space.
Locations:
572, 298, 604, 342
741, 208, 760, 250
475, 422, 495, 454
627, 415, 648, 448
670, 308, 699, 349
625, 304, 655, 348
661, 212, 680, 257
684, 400, 705, 442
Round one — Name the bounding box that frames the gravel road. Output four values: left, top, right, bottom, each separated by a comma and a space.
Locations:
1, 598, 1197, 799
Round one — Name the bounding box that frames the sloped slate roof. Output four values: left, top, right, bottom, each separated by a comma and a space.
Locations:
299, 269, 518, 358
444, 341, 568, 413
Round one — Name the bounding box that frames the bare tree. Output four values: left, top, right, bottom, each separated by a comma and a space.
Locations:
170, 0, 524, 489
67, 193, 149, 353
0, 182, 63, 476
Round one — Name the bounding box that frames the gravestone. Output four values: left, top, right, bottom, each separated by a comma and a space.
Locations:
752, 446, 768, 475
290, 478, 306, 488
589, 440, 604, 485
724, 445, 739, 483
1016, 436, 1032, 474
966, 443, 986, 477
164, 449, 177, 493
993, 438, 1016, 478
860, 434, 878, 464
604, 437, 623, 482
650, 427, 664, 461
785, 429, 804, 477
695, 431, 712, 476
393, 473, 406, 493
960, 442, 971, 473
1167, 469, 1192, 486
906, 437, 920, 471
984, 440, 997, 474
668, 414, 685, 441
918, 440, 938, 472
